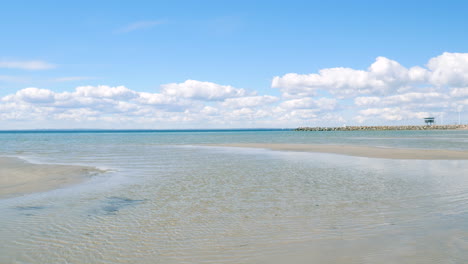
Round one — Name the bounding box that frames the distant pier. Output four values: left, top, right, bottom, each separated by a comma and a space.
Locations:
295, 124, 468, 131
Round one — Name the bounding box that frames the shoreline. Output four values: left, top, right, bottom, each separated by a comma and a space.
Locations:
205, 143, 468, 160
0, 157, 101, 198
295, 124, 468, 131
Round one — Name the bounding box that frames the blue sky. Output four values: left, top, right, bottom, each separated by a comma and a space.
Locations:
1, 0, 468, 128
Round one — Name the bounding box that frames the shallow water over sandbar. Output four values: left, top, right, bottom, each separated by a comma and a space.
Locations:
0, 131, 467, 263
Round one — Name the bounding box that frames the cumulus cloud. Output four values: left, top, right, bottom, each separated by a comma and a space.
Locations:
354, 96, 381, 106
355, 92, 448, 107
54, 108, 100, 121
221, 95, 278, 108
280, 97, 337, 110
428, 52, 468, 87
136, 92, 178, 105
0, 81, 277, 127
356, 107, 429, 123
3, 52, 468, 128
200, 106, 219, 115
0, 60, 55, 70
16, 87, 56, 103
450, 88, 468, 97
269, 52, 468, 124
272, 56, 431, 99
74, 85, 138, 100
161, 80, 248, 100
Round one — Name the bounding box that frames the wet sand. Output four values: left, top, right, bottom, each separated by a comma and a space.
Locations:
206, 143, 468, 160
0, 157, 100, 198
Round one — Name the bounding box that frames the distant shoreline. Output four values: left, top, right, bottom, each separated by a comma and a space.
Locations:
295, 124, 468, 131
0, 128, 292, 133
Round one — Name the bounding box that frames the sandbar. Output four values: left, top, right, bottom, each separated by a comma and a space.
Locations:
0, 157, 100, 198
205, 143, 468, 160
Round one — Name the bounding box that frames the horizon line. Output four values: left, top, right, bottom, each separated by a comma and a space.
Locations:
0, 128, 294, 133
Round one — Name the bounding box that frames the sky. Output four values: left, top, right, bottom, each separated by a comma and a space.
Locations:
1, 0, 468, 129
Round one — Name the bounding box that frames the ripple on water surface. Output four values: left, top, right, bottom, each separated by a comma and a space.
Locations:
0, 133, 468, 263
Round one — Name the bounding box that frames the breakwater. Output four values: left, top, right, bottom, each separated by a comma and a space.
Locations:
295, 125, 468, 131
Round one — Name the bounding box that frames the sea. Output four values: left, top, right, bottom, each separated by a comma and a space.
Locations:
0, 129, 467, 263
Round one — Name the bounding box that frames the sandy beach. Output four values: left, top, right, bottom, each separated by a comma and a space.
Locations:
0, 157, 100, 198
206, 143, 468, 160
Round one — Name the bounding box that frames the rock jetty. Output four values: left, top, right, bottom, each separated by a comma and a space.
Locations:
295, 125, 468, 131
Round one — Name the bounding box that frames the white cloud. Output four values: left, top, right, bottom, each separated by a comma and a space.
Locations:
357, 107, 429, 122
3, 52, 468, 128
272, 56, 423, 98
428, 52, 468, 87
272, 56, 438, 99
0, 60, 55, 70
115, 20, 165, 34
279, 109, 318, 121
0, 82, 250, 126
407, 66, 429, 83
137, 92, 178, 105
74, 85, 138, 100
450, 88, 468, 97
268, 52, 468, 125
280, 97, 337, 110
161, 80, 248, 100
200, 106, 219, 115
14, 87, 55, 103
355, 92, 448, 107
54, 108, 99, 121
384, 92, 448, 105
221, 95, 278, 108
354, 96, 381, 106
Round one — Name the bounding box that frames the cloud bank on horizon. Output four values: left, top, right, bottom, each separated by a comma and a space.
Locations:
2, 52, 468, 129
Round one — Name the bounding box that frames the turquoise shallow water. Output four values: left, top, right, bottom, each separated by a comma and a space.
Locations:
0, 130, 467, 263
